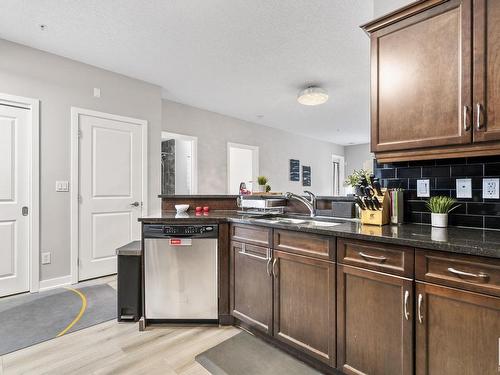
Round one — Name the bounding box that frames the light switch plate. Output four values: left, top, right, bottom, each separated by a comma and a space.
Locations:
93, 87, 101, 98
483, 178, 500, 199
55, 181, 69, 192
456, 178, 472, 199
417, 179, 430, 197
41, 252, 51, 265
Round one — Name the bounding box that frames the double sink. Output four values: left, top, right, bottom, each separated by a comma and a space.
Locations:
254, 216, 344, 228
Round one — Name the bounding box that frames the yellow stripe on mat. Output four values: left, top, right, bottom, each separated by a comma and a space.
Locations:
56, 287, 87, 337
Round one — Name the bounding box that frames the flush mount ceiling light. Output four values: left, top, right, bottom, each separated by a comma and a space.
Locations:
297, 86, 329, 106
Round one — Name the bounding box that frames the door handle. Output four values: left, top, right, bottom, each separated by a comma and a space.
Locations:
266, 249, 272, 276
130, 201, 140, 207
272, 258, 278, 278
476, 103, 485, 130
403, 290, 410, 321
417, 293, 424, 324
463, 105, 470, 131
359, 252, 387, 263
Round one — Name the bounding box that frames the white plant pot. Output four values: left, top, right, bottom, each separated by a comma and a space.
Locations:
431, 213, 448, 228
431, 227, 448, 242
257, 185, 266, 193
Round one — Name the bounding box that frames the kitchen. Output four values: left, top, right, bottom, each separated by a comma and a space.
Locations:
1, 0, 500, 374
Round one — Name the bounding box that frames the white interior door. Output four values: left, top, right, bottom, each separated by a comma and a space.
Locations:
227, 143, 259, 194
0, 104, 29, 297
78, 113, 144, 281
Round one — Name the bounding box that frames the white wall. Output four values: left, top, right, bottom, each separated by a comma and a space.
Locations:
344, 143, 374, 178
0, 39, 162, 282
162, 100, 345, 195
373, 0, 414, 18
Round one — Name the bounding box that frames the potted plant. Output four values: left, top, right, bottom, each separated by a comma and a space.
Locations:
344, 169, 372, 195
256, 176, 268, 193
426, 196, 460, 228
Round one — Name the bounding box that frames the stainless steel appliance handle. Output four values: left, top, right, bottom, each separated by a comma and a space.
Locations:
476, 103, 484, 129
359, 252, 387, 263
463, 105, 470, 131
447, 267, 489, 282
272, 258, 278, 278
404, 290, 410, 321
418, 294, 423, 324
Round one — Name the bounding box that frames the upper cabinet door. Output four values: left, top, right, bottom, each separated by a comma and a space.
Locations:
368, 0, 472, 152
473, 0, 500, 142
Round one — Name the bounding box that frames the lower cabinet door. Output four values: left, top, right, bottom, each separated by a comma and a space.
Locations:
416, 282, 500, 375
337, 264, 413, 375
273, 250, 336, 366
230, 241, 273, 334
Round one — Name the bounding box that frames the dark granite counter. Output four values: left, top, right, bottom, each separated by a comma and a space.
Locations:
139, 211, 500, 259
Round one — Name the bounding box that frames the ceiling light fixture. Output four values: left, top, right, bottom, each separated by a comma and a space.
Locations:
297, 86, 329, 106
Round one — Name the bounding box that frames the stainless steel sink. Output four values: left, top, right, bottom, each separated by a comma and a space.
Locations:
309, 221, 342, 227
254, 217, 342, 227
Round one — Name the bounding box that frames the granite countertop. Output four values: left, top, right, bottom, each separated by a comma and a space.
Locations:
139, 211, 500, 259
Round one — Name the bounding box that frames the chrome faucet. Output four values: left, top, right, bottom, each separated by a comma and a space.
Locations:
284, 191, 316, 217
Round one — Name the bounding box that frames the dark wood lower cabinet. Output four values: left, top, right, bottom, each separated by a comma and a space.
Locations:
230, 241, 273, 334
416, 282, 500, 375
273, 250, 336, 367
337, 264, 413, 375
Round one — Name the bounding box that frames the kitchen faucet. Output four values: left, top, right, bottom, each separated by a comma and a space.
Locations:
284, 191, 316, 217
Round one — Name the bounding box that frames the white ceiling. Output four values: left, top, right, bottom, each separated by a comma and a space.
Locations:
0, 1, 380, 145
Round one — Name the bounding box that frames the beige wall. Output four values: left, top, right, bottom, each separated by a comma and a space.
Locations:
344, 143, 374, 178
0, 39, 162, 282
162, 100, 345, 195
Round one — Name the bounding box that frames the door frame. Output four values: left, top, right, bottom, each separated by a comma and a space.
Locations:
227, 142, 259, 194
161, 131, 198, 194
70, 107, 148, 284
0, 92, 40, 293
331, 154, 345, 196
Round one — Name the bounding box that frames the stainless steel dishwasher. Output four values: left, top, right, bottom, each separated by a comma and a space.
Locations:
143, 224, 218, 324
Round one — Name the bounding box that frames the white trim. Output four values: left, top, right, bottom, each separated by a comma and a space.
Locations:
161, 131, 198, 194
70, 107, 148, 284
0, 93, 40, 293
39, 275, 72, 292
332, 154, 345, 196
227, 142, 260, 194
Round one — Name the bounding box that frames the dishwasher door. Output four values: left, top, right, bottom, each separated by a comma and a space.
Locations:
144, 238, 218, 320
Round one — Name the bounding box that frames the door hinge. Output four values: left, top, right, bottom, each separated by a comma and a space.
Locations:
78, 129, 82, 138
22, 206, 29, 216
78, 195, 83, 203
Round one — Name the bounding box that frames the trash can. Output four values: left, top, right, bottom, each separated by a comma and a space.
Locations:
116, 241, 142, 322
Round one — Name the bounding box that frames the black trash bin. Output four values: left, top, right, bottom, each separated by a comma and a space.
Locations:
116, 241, 142, 322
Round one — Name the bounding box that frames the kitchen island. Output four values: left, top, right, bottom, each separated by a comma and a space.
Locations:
139, 211, 500, 375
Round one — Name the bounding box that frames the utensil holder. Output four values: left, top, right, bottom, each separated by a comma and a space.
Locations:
360, 189, 391, 226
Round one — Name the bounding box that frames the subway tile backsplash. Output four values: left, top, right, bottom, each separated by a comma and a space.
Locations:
374, 155, 500, 230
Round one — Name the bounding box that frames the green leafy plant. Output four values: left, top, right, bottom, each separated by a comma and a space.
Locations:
265, 184, 271, 193
344, 169, 371, 187
426, 196, 460, 214
257, 176, 268, 186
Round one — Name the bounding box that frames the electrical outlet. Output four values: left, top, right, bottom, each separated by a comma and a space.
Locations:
41, 252, 51, 265
55, 181, 69, 192
93, 87, 101, 98
456, 178, 472, 199
483, 178, 500, 199
417, 179, 430, 197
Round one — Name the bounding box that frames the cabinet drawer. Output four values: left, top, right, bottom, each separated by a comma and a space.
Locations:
273, 230, 335, 261
337, 238, 414, 278
230, 224, 271, 247
416, 249, 500, 297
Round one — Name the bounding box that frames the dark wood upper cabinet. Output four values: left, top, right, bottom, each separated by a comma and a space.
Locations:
473, 0, 500, 142
337, 264, 413, 375
362, 0, 500, 161
273, 250, 336, 367
230, 241, 273, 334
416, 282, 500, 375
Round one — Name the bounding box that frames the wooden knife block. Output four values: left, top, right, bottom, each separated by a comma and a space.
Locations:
360, 189, 391, 226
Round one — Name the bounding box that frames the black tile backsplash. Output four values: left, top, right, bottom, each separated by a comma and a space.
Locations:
374, 156, 500, 230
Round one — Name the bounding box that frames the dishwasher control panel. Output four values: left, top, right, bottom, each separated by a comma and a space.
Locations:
143, 224, 218, 238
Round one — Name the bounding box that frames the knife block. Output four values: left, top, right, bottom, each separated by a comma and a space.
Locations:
360, 189, 391, 226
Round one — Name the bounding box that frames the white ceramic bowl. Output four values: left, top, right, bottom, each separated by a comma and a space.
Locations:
175, 204, 189, 213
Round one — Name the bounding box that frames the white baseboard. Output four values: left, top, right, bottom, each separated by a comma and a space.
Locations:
39, 275, 72, 292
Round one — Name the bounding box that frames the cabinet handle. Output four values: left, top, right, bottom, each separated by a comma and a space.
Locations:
418, 293, 423, 324
272, 258, 278, 278
447, 267, 489, 283
266, 249, 272, 276
359, 252, 387, 263
404, 290, 410, 321
476, 103, 485, 129
463, 105, 470, 131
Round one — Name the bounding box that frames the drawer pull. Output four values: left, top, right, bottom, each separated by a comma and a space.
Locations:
403, 290, 410, 321
447, 267, 489, 283
359, 252, 387, 263
418, 294, 424, 324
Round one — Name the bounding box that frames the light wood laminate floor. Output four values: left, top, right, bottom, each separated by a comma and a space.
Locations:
0, 276, 240, 375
